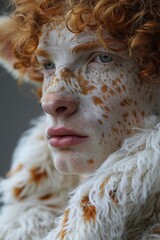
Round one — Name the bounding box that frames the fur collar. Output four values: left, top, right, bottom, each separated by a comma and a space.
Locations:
46, 115, 160, 239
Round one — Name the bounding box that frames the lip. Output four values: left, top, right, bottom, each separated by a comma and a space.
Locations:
47, 127, 89, 147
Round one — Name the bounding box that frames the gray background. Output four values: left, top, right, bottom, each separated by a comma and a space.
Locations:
0, 3, 42, 176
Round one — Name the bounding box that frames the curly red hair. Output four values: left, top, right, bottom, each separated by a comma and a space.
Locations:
9, 0, 160, 84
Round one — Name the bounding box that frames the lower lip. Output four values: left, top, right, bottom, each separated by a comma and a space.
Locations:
49, 136, 88, 147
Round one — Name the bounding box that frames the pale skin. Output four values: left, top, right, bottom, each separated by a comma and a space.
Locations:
40, 21, 157, 175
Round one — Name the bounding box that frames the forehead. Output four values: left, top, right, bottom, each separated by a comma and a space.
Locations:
38, 21, 98, 55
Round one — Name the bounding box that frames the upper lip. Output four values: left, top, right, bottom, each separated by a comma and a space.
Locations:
47, 127, 88, 138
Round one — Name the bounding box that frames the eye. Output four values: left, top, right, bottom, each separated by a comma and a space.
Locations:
43, 61, 55, 70
99, 54, 112, 62
92, 53, 113, 63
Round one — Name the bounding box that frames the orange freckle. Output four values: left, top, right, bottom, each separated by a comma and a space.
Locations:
30, 167, 47, 183
115, 78, 122, 84
141, 110, 145, 117
98, 119, 103, 125
112, 127, 118, 133
77, 75, 89, 95
127, 129, 132, 135
104, 106, 111, 112
60, 68, 75, 79
122, 112, 129, 119
122, 84, 126, 91
101, 85, 108, 92
120, 98, 132, 107
81, 196, 97, 223
132, 110, 137, 118
88, 85, 96, 91
117, 120, 121, 125
60, 86, 66, 91
103, 114, 109, 119
92, 96, 103, 105
115, 86, 122, 94
109, 89, 115, 96
87, 159, 94, 165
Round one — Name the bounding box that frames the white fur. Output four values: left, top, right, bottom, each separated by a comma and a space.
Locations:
0, 116, 79, 239
44, 115, 160, 240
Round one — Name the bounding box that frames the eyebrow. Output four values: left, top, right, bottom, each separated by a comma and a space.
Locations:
35, 48, 51, 59
72, 41, 100, 54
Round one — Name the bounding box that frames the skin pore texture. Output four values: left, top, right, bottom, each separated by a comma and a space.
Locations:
40, 21, 157, 175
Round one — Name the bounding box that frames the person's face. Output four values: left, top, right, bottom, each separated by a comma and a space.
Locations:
39, 21, 154, 174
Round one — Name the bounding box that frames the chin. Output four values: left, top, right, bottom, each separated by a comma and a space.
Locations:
51, 150, 101, 175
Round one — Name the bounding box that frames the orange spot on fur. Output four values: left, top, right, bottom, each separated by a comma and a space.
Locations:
109, 190, 118, 204
30, 167, 47, 183
13, 186, 25, 199
81, 196, 96, 223
39, 193, 53, 200
99, 177, 109, 197
59, 209, 70, 240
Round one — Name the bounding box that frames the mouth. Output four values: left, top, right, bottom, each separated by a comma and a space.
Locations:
47, 127, 89, 147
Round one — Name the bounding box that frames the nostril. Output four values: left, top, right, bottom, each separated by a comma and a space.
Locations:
56, 106, 67, 114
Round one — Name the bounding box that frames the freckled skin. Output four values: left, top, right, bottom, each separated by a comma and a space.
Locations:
40, 22, 157, 175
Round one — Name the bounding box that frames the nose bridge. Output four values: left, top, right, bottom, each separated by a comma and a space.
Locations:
42, 67, 80, 117
45, 66, 77, 95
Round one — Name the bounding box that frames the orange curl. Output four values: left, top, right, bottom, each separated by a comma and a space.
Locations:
9, 0, 160, 84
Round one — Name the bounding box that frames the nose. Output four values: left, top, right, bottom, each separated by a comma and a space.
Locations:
41, 93, 79, 117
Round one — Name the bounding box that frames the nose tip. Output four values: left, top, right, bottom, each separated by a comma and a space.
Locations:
41, 93, 79, 117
